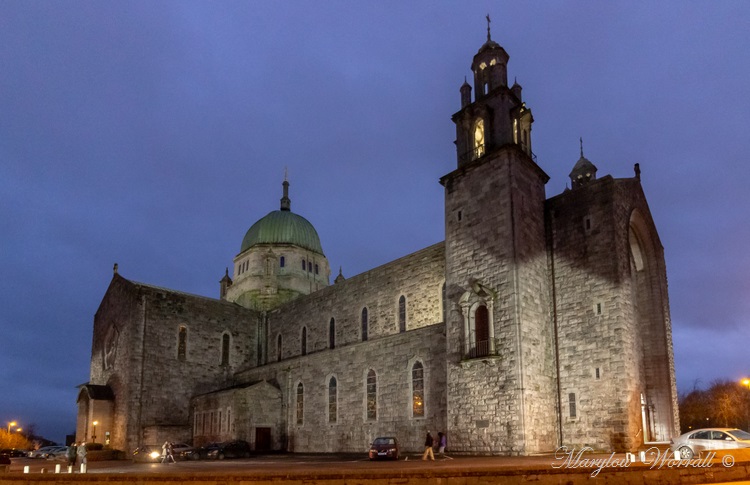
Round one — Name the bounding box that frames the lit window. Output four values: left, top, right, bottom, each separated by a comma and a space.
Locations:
474, 119, 485, 158
412, 361, 424, 417
328, 377, 337, 423
366, 369, 377, 421
296, 383, 304, 425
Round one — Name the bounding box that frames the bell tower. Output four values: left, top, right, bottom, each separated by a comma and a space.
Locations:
441, 18, 557, 455
453, 16, 533, 165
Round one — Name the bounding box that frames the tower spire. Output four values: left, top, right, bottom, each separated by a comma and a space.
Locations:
280, 172, 291, 211
486, 14, 492, 41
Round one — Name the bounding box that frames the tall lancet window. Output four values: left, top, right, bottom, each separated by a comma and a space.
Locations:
474, 118, 485, 158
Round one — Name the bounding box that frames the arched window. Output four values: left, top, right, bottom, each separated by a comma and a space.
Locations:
276, 334, 282, 362
301, 327, 307, 356
361, 307, 368, 341
301, 259, 306, 271
328, 376, 337, 423
366, 369, 377, 421
280, 256, 285, 268
177, 326, 187, 361
329, 318, 335, 349
412, 361, 424, 417
220, 332, 230, 366
315, 264, 319, 274
474, 118, 485, 158
398, 295, 406, 333
296, 383, 304, 425
473, 305, 490, 358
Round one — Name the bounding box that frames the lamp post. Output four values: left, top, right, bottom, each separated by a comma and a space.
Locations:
741, 378, 750, 431
7, 421, 17, 433
92, 421, 98, 443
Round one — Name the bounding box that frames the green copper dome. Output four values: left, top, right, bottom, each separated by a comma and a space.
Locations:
240, 179, 324, 255
240, 210, 324, 255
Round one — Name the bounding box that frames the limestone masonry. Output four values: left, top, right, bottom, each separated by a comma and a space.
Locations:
77, 28, 678, 456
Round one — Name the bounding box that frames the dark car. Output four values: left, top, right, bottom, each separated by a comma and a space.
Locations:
369, 437, 399, 460
132, 445, 163, 462
190, 440, 251, 460
0, 449, 28, 458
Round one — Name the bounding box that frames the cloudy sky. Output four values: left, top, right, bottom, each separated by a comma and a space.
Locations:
1, 2, 748, 443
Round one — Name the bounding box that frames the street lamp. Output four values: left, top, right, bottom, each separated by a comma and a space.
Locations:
92, 421, 98, 443
741, 378, 750, 430
7, 421, 17, 433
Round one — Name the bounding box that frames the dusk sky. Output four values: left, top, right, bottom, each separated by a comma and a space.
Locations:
1, 2, 748, 443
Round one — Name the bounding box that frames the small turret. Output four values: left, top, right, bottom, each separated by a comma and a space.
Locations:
460, 77, 472, 108
569, 138, 598, 189
219, 267, 233, 299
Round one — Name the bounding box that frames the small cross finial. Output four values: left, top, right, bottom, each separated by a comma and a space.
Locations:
580, 137, 584, 158
486, 14, 491, 41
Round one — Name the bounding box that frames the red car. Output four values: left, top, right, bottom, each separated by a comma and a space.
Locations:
368, 437, 399, 460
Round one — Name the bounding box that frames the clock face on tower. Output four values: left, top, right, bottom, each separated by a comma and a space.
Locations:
474, 118, 485, 157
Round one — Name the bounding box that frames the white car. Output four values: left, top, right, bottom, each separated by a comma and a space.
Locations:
28, 446, 66, 459
670, 428, 750, 458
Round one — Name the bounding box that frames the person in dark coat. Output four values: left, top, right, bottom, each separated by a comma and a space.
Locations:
422, 431, 435, 461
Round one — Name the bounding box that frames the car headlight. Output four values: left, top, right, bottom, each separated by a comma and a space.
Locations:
149, 451, 161, 459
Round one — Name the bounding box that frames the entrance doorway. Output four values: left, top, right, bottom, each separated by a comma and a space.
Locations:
255, 427, 272, 451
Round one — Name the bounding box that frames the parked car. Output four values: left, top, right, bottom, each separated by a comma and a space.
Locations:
0, 449, 28, 458
670, 428, 750, 458
28, 446, 66, 459
189, 440, 251, 460
46, 447, 70, 460
369, 437, 400, 460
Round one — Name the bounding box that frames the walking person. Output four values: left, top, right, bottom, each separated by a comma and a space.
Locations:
66, 442, 77, 471
161, 441, 176, 463
422, 431, 435, 461
77, 442, 87, 473
437, 432, 451, 459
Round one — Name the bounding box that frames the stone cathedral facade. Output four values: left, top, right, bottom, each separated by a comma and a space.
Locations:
77, 30, 679, 456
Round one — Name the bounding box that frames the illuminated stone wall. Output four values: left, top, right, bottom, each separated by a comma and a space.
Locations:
546, 175, 678, 452
442, 145, 558, 455
84, 275, 260, 453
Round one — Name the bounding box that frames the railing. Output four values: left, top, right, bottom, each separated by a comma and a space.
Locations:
457, 143, 537, 164
466, 338, 498, 359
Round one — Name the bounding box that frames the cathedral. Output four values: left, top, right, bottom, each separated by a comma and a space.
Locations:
76, 27, 679, 455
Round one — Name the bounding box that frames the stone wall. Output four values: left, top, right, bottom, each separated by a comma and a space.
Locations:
235, 324, 447, 453
546, 175, 678, 451
85, 275, 261, 452
266, 243, 445, 361
443, 145, 557, 455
